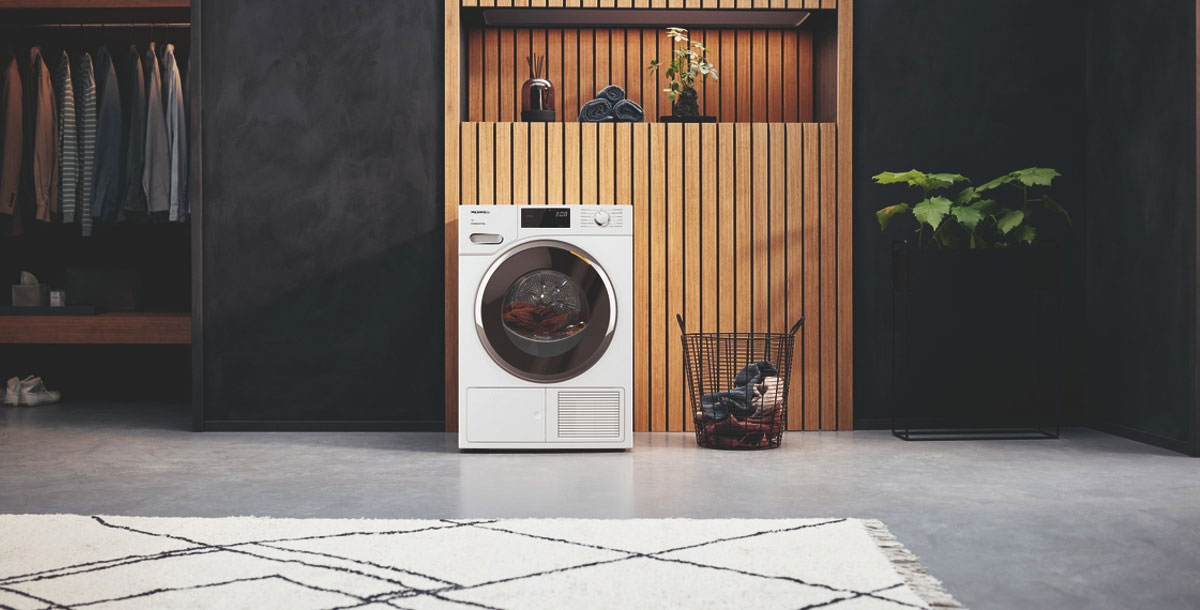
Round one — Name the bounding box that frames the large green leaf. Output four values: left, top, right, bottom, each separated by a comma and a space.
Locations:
926, 173, 970, 190
872, 170, 966, 192
975, 173, 1017, 192
1011, 167, 1060, 187
968, 198, 998, 215
876, 203, 910, 231
873, 170, 927, 186
951, 205, 984, 232
1040, 196, 1072, 225
912, 197, 953, 231
1016, 225, 1037, 244
996, 209, 1025, 235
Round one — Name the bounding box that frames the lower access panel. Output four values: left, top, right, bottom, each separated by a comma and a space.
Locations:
465, 388, 546, 443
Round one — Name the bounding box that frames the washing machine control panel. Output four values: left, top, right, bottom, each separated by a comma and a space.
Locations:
460, 205, 632, 253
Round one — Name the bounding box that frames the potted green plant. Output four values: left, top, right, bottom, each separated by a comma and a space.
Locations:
874, 167, 1071, 440
647, 27, 717, 123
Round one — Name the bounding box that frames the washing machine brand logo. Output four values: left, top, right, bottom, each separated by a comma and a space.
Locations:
469, 209, 491, 215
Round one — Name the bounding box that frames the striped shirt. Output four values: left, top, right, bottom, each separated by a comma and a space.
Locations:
74, 53, 96, 236
52, 51, 77, 223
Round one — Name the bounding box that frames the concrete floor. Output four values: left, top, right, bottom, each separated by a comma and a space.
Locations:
0, 403, 1197, 610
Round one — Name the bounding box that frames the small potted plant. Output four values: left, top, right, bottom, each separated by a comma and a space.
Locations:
874, 167, 1071, 439
647, 27, 717, 123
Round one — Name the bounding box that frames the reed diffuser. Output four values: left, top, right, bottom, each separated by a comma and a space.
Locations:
521, 54, 555, 122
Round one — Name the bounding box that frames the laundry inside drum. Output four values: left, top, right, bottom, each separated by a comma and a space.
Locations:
502, 269, 589, 357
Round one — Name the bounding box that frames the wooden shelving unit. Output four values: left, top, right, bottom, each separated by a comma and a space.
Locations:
444, 0, 853, 434
0, 312, 191, 344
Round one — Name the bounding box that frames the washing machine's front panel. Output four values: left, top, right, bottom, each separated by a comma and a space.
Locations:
477, 239, 616, 383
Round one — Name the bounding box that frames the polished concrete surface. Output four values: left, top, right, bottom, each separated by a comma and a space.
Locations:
1, 403, 1197, 610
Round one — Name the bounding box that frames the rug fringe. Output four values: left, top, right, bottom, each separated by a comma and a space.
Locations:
861, 519, 967, 609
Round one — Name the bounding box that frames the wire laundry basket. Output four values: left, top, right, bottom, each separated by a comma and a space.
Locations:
678, 315, 804, 450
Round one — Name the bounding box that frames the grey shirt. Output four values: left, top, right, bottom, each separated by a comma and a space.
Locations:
161, 43, 186, 222
52, 50, 77, 223
142, 42, 169, 214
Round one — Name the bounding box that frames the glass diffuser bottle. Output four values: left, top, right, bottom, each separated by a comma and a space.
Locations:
521, 54, 555, 122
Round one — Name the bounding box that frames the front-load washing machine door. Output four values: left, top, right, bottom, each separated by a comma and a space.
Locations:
476, 239, 617, 383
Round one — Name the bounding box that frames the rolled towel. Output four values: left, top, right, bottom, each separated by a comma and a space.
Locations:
596, 84, 626, 104
578, 98, 614, 122
612, 99, 644, 122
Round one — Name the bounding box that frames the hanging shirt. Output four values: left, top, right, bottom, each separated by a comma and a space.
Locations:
122, 45, 146, 214
142, 42, 169, 214
52, 50, 77, 223
74, 52, 96, 236
161, 43, 186, 222
0, 47, 22, 222
30, 46, 58, 223
92, 46, 123, 226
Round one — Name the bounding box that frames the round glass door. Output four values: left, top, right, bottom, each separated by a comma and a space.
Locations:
476, 240, 616, 383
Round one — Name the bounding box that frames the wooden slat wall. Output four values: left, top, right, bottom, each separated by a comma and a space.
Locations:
467, 27, 813, 123
446, 1, 853, 433
454, 121, 847, 431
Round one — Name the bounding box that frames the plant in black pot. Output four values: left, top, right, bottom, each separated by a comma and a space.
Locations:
648, 27, 717, 123
874, 168, 1071, 440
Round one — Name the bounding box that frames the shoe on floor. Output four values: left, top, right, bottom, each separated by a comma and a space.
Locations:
3, 377, 19, 406
19, 376, 60, 406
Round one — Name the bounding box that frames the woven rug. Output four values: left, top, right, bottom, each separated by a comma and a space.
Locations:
0, 516, 963, 609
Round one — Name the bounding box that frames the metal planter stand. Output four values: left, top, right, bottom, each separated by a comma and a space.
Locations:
890, 241, 1062, 441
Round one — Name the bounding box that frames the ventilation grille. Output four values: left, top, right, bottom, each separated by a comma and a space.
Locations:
556, 391, 622, 439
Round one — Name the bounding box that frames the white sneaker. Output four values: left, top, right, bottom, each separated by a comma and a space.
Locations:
19, 376, 60, 406
3, 377, 19, 406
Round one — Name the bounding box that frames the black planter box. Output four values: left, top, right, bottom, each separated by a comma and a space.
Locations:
890, 241, 1064, 440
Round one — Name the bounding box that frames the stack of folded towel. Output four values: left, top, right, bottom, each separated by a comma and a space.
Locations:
579, 85, 644, 123
696, 360, 786, 449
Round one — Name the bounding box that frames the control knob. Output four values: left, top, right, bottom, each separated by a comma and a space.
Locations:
593, 210, 611, 227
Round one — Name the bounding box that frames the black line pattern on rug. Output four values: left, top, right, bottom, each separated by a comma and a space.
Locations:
460, 520, 924, 609
0, 519, 486, 587
0, 518, 931, 610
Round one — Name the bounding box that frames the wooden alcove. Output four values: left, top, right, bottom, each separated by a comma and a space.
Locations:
444, 0, 852, 433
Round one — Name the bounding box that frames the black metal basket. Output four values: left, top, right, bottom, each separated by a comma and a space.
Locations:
677, 315, 803, 450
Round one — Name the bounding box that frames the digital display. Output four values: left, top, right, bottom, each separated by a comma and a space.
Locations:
521, 207, 572, 228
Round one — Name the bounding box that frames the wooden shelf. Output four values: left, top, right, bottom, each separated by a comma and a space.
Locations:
0, 1, 188, 8
0, 312, 191, 344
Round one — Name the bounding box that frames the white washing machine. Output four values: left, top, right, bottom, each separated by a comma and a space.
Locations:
458, 205, 633, 449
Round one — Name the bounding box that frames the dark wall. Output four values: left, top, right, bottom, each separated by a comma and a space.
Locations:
1086, 0, 1198, 454
853, 0, 1087, 424
199, 0, 444, 425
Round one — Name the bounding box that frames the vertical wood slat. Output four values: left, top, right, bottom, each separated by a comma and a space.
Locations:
445, 1, 461, 432
461, 123, 478, 205
700, 123, 718, 416
837, 0, 854, 430
529, 122, 546, 204
598, 124, 615, 204
649, 124, 667, 431
632, 123, 650, 433
478, 123, 495, 205
734, 124, 752, 333
499, 28, 515, 121
484, 28, 499, 121
683, 123, 702, 432
547, 122, 564, 203
752, 123, 769, 332
819, 123, 836, 430
512, 123, 529, 203
563, 123, 581, 203
666, 124, 684, 432
769, 124, 787, 337
802, 123, 819, 430
495, 123, 513, 204
718, 123, 735, 336
785, 123, 804, 430
581, 122, 598, 204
